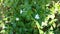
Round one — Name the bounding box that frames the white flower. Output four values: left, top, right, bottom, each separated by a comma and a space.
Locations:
50, 26, 53, 30
5, 21, 9, 23
55, 8, 58, 13
35, 14, 40, 19
48, 15, 55, 19
2, 26, 5, 29
42, 22, 47, 26
20, 10, 23, 14
16, 18, 19, 21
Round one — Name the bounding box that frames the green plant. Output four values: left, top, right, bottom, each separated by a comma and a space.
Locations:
0, 0, 60, 34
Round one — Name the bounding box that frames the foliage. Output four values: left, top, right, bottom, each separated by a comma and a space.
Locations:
0, 0, 60, 34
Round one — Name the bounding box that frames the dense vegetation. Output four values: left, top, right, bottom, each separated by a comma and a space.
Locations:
0, 0, 60, 34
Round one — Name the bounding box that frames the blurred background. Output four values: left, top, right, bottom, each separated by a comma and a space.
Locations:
0, 0, 60, 34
